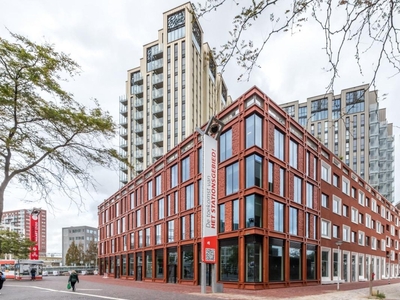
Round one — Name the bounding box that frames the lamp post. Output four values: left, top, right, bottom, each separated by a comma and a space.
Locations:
336, 240, 343, 291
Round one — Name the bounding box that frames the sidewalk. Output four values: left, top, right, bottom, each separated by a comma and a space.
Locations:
83, 275, 400, 299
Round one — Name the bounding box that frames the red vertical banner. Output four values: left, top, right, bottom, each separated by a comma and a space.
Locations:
29, 210, 39, 260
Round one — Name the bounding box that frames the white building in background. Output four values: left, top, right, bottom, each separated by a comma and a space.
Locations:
0, 209, 47, 256
119, 2, 232, 185
280, 84, 395, 202
61, 225, 98, 266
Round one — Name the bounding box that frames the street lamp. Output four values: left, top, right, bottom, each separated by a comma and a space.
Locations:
335, 240, 343, 291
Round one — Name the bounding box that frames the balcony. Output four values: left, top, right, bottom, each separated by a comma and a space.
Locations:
152, 73, 163, 88
134, 111, 144, 121
147, 58, 163, 72
119, 97, 127, 105
134, 98, 144, 108
120, 115, 127, 128
152, 88, 163, 101
135, 164, 144, 172
135, 137, 144, 147
152, 118, 163, 130
134, 124, 144, 133
120, 140, 128, 151
152, 103, 163, 115
135, 150, 144, 159
152, 132, 164, 143
152, 147, 164, 157
119, 127, 128, 139
131, 72, 143, 84
132, 85, 143, 96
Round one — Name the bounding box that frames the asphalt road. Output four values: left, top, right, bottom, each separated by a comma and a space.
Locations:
0, 276, 216, 300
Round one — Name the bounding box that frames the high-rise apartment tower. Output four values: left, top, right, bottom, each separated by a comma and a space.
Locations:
119, 2, 232, 185
280, 84, 394, 201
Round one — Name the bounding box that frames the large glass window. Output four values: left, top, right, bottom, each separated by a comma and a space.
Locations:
182, 157, 190, 182
306, 182, 313, 208
293, 175, 302, 203
128, 253, 134, 276
219, 239, 238, 281
155, 224, 162, 245
274, 129, 285, 160
145, 251, 152, 278
269, 238, 284, 281
158, 198, 164, 219
289, 241, 301, 280
289, 140, 298, 169
185, 184, 194, 209
167, 10, 186, 43
168, 220, 174, 243
274, 201, 284, 232
156, 175, 162, 196
289, 207, 298, 235
321, 250, 329, 277
220, 130, 232, 161
181, 245, 194, 279
306, 245, 317, 280
147, 181, 153, 200
246, 154, 262, 188
245, 235, 262, 282
246, 114, 262, 148
171, 164, 178, 188
346, 89, 365, 114
232, 199, 239, 230
268, 162, 274, 192
246, 194, 262, 227
226, 162, 239, 195
156, 249, 163, 279
219, 204, 225, 233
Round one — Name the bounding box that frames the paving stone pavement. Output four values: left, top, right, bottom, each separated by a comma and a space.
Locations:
82, 275, 400, 300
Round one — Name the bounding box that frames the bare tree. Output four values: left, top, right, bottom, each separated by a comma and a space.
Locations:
194, 0, 400, 90
0, 32, 126, 222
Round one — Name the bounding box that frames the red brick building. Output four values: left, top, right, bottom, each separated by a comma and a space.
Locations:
98, 86, 399, 289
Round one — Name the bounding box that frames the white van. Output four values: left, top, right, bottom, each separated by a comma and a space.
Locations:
52, 270, 59, 276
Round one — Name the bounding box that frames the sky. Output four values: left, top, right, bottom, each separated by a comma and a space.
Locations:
1, 0, 399, 254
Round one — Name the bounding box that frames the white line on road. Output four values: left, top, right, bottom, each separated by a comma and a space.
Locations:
7, 285, 129, 300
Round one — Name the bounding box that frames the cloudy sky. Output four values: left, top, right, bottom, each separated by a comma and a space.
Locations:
1, 0, 399, 253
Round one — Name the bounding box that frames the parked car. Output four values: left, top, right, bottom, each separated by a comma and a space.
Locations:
52, 270, 59, 276
42, 271, 48, 276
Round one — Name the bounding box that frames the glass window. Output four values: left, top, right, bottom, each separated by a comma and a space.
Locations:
220, 130, 232, 161
245, 235, 262, 282
306, 183, 313, 208
321, 193, 328, 208
181, 245, 194, 279
185, 184, 194, 210
181, 216, 186, 240
168, 220, 174, 243
158, 198, 164, 219
279, 168, 285, 197
182, 157, 190, 182
219, 239, 238, 282
289, 241, 301, 280
293, 176, 302, 203
232, 199, 239, 230
147, 181, 153, 200
156, 224, 162, 245
268, 162, 274, 192
145, 251, 152, 278
219, 204, 225, 233
306, 245, 317, 280
171, 164, 178, 188
274, 129, 285, 160
156, 249, 163, 278
289, 207, 298, 235
246, 194, 262, 228
190, 213, 194, 238
321, 250, 329, 277
289, 140, 298, 169
226, 162, 239, 195
246, 114, 262, 148
269, 238, 284, 281
246, 154, 262, 188
145, 227, 151, 247
274, 201, 284, 232
156, 175, 162, 196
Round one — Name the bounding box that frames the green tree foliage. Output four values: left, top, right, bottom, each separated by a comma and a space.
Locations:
65, 240, 80, 266
84, 240, 98, 266
0, 230, 36, 258
0, 32, 127, 222
194, 0, 400, 87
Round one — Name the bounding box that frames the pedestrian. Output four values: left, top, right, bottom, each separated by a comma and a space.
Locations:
30, 267, 36, 281
68, 270, 79, 292
0, 271, 5, 294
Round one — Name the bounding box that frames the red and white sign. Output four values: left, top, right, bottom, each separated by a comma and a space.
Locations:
201, 134, 218, 264
29, 211, 39, 260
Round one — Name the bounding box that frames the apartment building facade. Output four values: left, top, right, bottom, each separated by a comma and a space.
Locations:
61, 225, 98, 266
98, 86, 400, 289
0, 209, 47, 256
119, 2, 231, 185
279, 85, 394, 202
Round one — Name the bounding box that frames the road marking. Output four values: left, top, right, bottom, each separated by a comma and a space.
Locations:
7, 285, 129, 300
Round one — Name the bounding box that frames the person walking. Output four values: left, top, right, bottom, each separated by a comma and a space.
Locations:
30, 268, 36, 281
68, 270, 79, 292
0, 271, 6, 294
